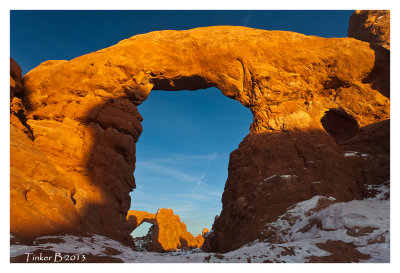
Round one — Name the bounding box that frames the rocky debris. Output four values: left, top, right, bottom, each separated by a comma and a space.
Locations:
10, 11, 389, 253
348, 10, 390, 50
132, 208, 204, 252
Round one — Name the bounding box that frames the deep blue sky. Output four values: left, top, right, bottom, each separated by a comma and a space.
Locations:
10, 10, 354, 237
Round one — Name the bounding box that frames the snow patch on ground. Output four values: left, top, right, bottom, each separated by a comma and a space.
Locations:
344, 151, 369, 157
262, 182, 389, 262
10, 183, 389, 263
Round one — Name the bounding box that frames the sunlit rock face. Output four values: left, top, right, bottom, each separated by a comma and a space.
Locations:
10, 59, 85, 243
10, 10, 389, 254
127, 209, 204, 251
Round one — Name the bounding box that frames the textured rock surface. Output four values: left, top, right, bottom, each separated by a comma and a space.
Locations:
10, 124, 85, 242
10, 58, 34, 139
10, 59, 85, 242
348, 10, 390, 50
23, 26, 389, 131
129, 209, 204, 251
348, 10, 390, 99
11, 11, 389, 254
10, 59, 141, 245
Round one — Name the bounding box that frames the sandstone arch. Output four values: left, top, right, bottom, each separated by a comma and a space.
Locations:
11, 21, 390, 252
126, 209, 204, 251
127, 210, 156, 234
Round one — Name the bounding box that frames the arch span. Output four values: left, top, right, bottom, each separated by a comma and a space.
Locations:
127, 210, 156, 234
11, 26, 390, 251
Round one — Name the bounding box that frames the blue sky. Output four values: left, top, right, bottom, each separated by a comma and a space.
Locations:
132, 89, 251, 236
10, 10, 354, 237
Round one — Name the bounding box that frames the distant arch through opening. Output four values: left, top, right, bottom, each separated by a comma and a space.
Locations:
131, 222, 153, 238
129, 87, 253, 238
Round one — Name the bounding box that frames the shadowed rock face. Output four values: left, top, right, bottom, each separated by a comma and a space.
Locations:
202, 120, 389, 252
348, 10, 390, 50
10, 58, 23, 98
10, 11, 389, 253
348, 10, 390, 100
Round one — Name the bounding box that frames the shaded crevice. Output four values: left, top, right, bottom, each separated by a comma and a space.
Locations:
362, 44, 390, 98
24, 187, 31, 201
321, 108, 359, 144
322, 76, 350, 90
150, 75, 214, 91
13, 110, 35, 140
71, 194, 77, 205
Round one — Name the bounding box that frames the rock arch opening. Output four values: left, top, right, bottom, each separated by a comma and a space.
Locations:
129, 87, 252, 249
132, 222, 153, 238
321, 108, 360, 144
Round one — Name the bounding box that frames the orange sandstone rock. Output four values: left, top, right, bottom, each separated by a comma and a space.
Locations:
10, 59, 85, 243
10, 124, 84, 242
202, 228, 209, 238
145, 209, 204, 251
11, 14, 389, 253
23, 26, 389, 132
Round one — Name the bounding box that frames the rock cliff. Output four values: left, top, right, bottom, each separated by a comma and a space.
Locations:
10, 10, 389, 254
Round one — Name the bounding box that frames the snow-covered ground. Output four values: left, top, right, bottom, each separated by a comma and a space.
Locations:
10, 182, 389, 263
